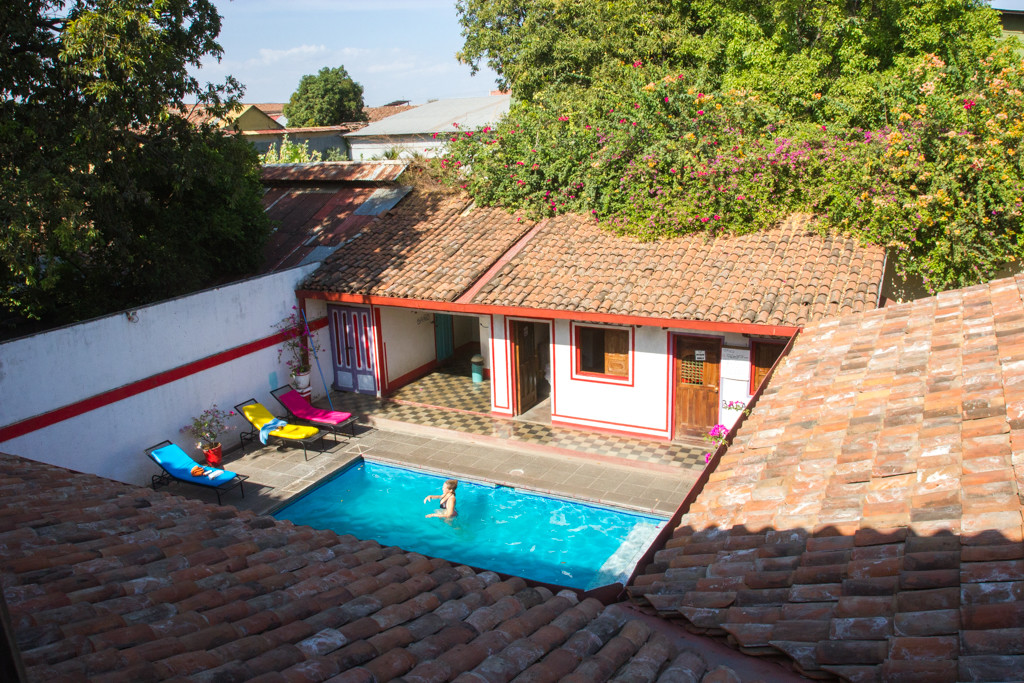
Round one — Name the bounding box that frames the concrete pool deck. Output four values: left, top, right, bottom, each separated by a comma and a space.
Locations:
168, 422, 704, 518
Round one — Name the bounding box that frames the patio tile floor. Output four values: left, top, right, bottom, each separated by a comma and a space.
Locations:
165, 422, 702, 518
326, 389, 710, 470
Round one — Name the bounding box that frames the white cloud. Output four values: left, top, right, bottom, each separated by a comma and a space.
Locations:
255, 44, 330, 66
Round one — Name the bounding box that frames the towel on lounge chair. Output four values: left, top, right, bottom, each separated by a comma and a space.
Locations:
145, 440, 248, 504
259, 418, 288, 444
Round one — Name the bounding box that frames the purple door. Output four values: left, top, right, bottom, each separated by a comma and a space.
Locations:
330, 305, 377, 394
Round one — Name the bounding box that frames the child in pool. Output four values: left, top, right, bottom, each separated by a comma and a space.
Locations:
424, 479, 457, 518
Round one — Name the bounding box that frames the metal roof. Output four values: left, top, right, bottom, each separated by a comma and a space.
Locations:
258, 162, 412, 273
261, 161, 407, 183
345, 95, 511, 137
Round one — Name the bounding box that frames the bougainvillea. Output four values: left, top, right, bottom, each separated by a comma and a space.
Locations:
439, 47, 1024, 293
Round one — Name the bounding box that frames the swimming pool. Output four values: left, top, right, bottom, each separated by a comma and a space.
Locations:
273, 460, 667, 590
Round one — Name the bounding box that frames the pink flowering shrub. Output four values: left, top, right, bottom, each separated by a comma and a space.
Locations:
438, 48, 1024, 292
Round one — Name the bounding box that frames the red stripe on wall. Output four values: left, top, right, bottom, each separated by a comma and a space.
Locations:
0, 317, 328, 443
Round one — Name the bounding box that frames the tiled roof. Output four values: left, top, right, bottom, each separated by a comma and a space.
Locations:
0, 453, 791, 682
471, 213, 885, 326
629, 274, 1024, 680
364, 104, 418, 123
302, 193, 536, 302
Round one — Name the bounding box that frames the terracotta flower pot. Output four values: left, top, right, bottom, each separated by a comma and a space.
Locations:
203, 443, 223, 467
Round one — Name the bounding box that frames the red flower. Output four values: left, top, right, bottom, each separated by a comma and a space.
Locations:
964, 99, 976, 110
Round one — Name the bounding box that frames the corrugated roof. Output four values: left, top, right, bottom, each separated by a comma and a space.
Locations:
630, 273, 1024, 680
258, 162, 412, 273
261, 162, 407, 184
346, 95, 511, 137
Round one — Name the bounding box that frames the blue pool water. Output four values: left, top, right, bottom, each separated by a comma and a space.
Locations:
273, 460, 666, 590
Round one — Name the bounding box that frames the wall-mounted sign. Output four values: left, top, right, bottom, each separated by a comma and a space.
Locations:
722, 347, 749, 362
695, 350, 706, 361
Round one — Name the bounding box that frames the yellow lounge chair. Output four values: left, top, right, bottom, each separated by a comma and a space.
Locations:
235, 399, 325, 459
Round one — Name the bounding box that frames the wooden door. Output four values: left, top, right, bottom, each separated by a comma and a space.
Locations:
330, 305, 377, 394
751, 341, 786, 393
674, 336, 721, 437
512, 321, 539, 414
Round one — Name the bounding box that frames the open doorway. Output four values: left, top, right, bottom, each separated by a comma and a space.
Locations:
510, 319, 551, 417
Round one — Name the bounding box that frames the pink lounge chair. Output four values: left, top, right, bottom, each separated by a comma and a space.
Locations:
270, 385, 357, 442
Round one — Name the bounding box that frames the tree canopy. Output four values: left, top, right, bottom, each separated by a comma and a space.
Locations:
450, 0, 1023, 294
283, 65, 367, 128
1, 0, 270, 327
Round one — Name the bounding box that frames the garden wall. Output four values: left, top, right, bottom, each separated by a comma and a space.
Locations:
0, 265, 333, 487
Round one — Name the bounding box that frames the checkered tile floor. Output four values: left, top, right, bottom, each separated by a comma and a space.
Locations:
387, 357, 492, 414
326, 387, 708, 471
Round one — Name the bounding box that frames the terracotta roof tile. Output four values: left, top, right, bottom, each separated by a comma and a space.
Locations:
303, 197, 883, 324
302, 192, 535, 302
0, 453, 790, 682
469, 213, 883, 325
630, 273, 1024, 679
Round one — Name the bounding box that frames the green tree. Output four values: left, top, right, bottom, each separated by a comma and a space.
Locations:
261, 134, 323, 163
1, 0, 271, 326
448, 0, 1024, 293
283, 65, 367, 127
457, 0, 1002, 125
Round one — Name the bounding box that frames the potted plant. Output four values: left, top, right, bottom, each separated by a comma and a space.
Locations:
181, 405, 236, 466
275, 306, 322, 396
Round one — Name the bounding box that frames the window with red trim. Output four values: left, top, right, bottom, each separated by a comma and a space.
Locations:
576, 326, 629, 378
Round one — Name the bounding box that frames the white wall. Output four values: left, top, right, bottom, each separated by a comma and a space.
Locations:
487, 317, 771, 438
452, 314, 477, 350
478, 316, 492, 372
349, 135, 446, 160
378, 307, 436, 385
0, 265, 321, 486
552, 321, 672, 438
490, 314, 512, 415
719, 339, 754, 429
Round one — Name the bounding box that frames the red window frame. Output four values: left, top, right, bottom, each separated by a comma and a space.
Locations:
571, 322, 634, 385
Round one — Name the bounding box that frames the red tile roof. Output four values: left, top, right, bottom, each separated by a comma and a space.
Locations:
0, 453, 798, 682
629, 274, 1024, 680
302, 193, 536, 302
471, 213, 884, 326
364, 104, 418, 123
303, 197, 885, 326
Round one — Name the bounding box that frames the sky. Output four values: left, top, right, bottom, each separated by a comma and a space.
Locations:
190, 0, 500, 107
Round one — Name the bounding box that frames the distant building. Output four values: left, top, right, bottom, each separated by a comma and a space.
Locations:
345, 94, 511, 160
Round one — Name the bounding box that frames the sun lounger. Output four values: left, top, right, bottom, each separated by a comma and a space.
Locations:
235, 399, 325, 459
270, 385, 357, 442
145, 440, 248, 505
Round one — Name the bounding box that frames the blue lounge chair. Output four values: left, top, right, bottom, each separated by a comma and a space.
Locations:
145, 440, 249, 504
